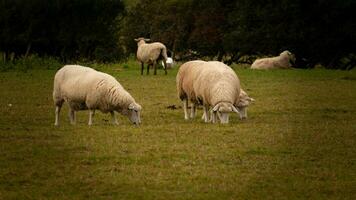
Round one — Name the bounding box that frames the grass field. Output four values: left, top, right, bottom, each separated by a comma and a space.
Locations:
0, 62, 356, 199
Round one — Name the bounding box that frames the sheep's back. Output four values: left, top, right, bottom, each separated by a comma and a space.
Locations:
54, 65, 117, 102
194, 62, 240, 105
137, 43, 166, 63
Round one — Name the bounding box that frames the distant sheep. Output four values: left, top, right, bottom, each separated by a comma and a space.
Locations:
177, 60, 241, 124
161, 57, 174, 69
251, 50, 296, 69
135, 37, 168, 75
53, 65, 142, 126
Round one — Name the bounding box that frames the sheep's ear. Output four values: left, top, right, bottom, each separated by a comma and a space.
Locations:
248, 97, 255, 102
212, 104, 220, 112
134, 38, 140, 42
128, 103, 135, 110
144, 38, 151, 42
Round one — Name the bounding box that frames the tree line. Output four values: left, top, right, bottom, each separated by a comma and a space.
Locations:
1, 0, 355, 69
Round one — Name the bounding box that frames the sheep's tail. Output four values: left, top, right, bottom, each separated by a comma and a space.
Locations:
53, 73, 64, 106
176, 68, 186, 100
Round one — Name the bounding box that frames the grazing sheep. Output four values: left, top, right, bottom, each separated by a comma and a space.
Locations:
161, 57, 174, 69
235, 89, 255, 119
176, 60, 241, 124
53, 65, 142, 126
135, 37, 168, 75
201, 88, 255, 121
251, 50, 296, 69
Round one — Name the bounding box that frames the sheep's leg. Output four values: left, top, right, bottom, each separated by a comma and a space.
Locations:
190, 103, 196, 118
162, 59, 167, 75
88, 109, 95, 126
69, 109, 76, 125
111, 111, 119, 125
212, 112, 220, 123
183, 99, 189, 120
141, 62, 144, 75
54, 105, 62, 126
203, 105, 210, 123
153, 61, 157, 75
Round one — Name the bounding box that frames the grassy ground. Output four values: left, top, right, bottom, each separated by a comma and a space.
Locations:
0, 62, 355, 199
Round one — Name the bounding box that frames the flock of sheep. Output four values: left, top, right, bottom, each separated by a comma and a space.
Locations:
53, 38, 296, 125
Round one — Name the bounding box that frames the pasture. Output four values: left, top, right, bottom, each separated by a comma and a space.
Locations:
0, 62, 355, 199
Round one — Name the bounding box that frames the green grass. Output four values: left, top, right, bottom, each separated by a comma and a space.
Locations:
0, 62, 356, 199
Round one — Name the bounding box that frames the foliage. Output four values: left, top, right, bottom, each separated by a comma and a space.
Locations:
0, 0, 125, 62
0, 0, 355, 68
120, 0, 356, 69
0, 54, 61, 72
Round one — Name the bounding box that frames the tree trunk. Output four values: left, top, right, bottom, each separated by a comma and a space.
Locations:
2, 52, 6, 63
25, 42, 32, 58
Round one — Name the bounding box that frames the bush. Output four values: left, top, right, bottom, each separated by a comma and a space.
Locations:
0, 54, 62, 72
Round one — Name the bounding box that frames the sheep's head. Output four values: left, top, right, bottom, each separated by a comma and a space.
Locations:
128, 102, 142, 125
281, 50, 296, 66
134, 37, 151, 46
236, 89, 255, 119
212, 102, 239, 124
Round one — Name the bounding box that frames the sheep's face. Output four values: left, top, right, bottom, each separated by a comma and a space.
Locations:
236, 91, 255, 120
128, 102, 142, 125
212, 102, 239, 124
281, 50, 296, 66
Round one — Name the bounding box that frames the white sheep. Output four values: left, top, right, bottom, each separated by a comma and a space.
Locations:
235, 89, 255, 119
161, 57, 174, 69
251, 50, 296, 69
176, 60, 241, 124
53, 65, 142, 126
201, 88, 255, 121
135, 37, 168, 75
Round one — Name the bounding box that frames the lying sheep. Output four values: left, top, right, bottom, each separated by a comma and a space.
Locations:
53, 65, 142, 126
177, 60, 241, 124
251, 50, 296, 69
135, 37, 168, 75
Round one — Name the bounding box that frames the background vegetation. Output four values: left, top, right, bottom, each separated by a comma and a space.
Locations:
1, 1, 356, 199
0, 63, 356, 199
1, 0, 356, 69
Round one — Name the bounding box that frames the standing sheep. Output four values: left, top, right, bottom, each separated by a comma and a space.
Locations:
53, 65, 142, 126
235, 89, 255, 119
251, 50, 296, 69
176, 60, 241, 124
135, 37, 168, 75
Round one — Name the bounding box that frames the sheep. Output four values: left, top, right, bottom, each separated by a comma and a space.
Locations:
235, 89, 255, 119
53, 65, 142, 126
201, 88, 255, 121
251, 50, 296, 69
161, 57, 174, 69
176, 60, 241, 124
135, 37, 168, 75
